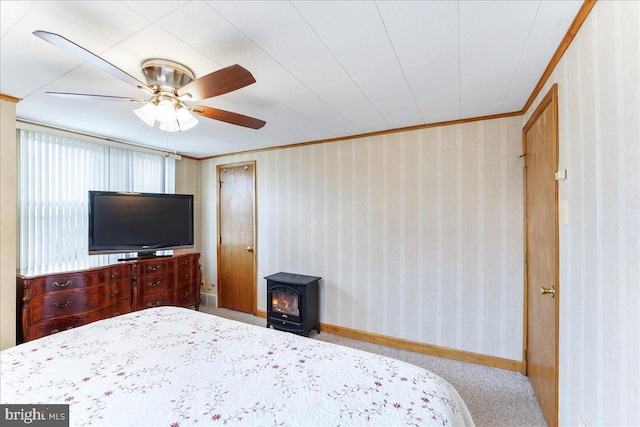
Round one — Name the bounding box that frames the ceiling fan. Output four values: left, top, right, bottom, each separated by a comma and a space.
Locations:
33, 30, 266, 132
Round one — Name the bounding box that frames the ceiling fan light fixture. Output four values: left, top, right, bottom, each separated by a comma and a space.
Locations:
32, 33, 265, 133
134, 103, 156, 127
155, 98, 177, 124
159, 120, 180, 132
176, 107, 198, 131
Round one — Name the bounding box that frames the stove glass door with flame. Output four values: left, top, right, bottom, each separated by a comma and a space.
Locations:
270, 286, 300, 322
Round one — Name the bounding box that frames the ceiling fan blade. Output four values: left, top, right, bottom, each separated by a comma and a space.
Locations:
33, 31, 153, 94
47, 92, 146, 102
192, 106, 266, 130
178, 64, 256, 101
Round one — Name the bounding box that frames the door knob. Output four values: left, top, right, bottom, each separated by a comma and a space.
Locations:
540, 286, 556, 297
244, 246, 253, 252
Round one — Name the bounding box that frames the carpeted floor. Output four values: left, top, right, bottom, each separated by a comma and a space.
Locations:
200, 306, 547, 427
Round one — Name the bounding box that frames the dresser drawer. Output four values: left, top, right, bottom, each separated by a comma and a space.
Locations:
134, 261, 198, 300
175, 267, 198, 285
135, 266, 198, 290
135, 254, 198, 278
26, 299, 131, 341
135, 272, 175, 297
25, 265, 131, 295
173, 283, 199, 307
28, 280, 131, 324
138, 283, 198, 309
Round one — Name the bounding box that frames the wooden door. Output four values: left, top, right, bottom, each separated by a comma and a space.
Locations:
217, 162, 256, 313
523, 84, 559, 426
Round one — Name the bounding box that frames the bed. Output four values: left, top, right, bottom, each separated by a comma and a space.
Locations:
1, 307, 474, 426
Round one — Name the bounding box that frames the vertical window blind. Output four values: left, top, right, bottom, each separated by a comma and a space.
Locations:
19, 129, 175, 270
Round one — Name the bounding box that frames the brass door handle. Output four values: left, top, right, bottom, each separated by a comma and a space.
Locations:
244, 246, 253, 252
540, 286, 556, 297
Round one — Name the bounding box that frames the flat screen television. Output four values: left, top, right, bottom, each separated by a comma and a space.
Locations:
88, 191, 194, 259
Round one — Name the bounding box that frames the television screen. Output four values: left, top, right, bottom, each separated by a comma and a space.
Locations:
88, 191, 194, 256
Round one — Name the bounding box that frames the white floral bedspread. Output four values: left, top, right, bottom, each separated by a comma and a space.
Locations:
1, 307, 474, 426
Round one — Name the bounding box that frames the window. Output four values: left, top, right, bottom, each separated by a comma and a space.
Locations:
18, 128, 175, 269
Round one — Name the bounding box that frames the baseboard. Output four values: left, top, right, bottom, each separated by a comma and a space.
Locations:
256, 309, 522, 372
200, 292, 217, 308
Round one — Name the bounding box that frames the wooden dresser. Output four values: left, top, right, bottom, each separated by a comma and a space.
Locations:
17, 252, 201, 343
132, 254, 201, 310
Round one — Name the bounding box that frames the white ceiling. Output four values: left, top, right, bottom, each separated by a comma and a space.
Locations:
1, 1, 583, 159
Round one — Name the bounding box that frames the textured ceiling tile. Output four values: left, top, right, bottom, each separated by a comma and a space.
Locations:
255, 20, 351, 89
355, 71, 424, 128
0, 1, 36, 37
378, 0, 458, 67
4, 0, 584, 157
207, 1, 302, 39
254, 69, 308, 99
355, 69, 417, 108
155, 2, 252, 66
298, 1, 399, 78
37, 1, 150, 42
381, 103, 428, 129
460, 74, 511, 117
459, 1, 540, 78
312, 80, 388, 130
279, 91, 360, 136
330, 101, 388, 133
503, 0, 583, 104
377, 0, 457, 38
115, 25, 221, 77
312, 80, 371, 109
254, 101, 333, 140
121, 1, 189, 23
403, 58, 459, 95
44, 63, 142, 99
291, 1, 349, 22
329, 38, 400, 80
418, 97, 462, 125
300, 1, 387, 46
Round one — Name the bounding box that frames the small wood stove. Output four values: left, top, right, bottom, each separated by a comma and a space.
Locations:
265, 272, 320, 336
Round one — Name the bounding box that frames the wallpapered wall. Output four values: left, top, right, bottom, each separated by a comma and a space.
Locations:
200, 116, 525, 361
0, 99, 17, 350
175, 157, 202, 256
523, 1, 640, 425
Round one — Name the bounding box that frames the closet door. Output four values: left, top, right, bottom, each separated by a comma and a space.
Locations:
523, 85, 559, 427
217, 162, 256, 314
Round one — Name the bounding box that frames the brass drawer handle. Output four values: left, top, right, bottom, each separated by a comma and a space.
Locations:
147, 265, 162, 272
147, 300, 162, 308
53, 301, 72, 309
181, 274, 189, 280
106, 290, 119, 297
180, 291, 190, 299
106, 272, 120, 279
181, 260, 189, 266
147, 281, 161, 287
51, 280, 73, 288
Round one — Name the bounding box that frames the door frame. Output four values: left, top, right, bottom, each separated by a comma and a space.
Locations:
216, 160, 257, 314
521, 83, 559, 424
